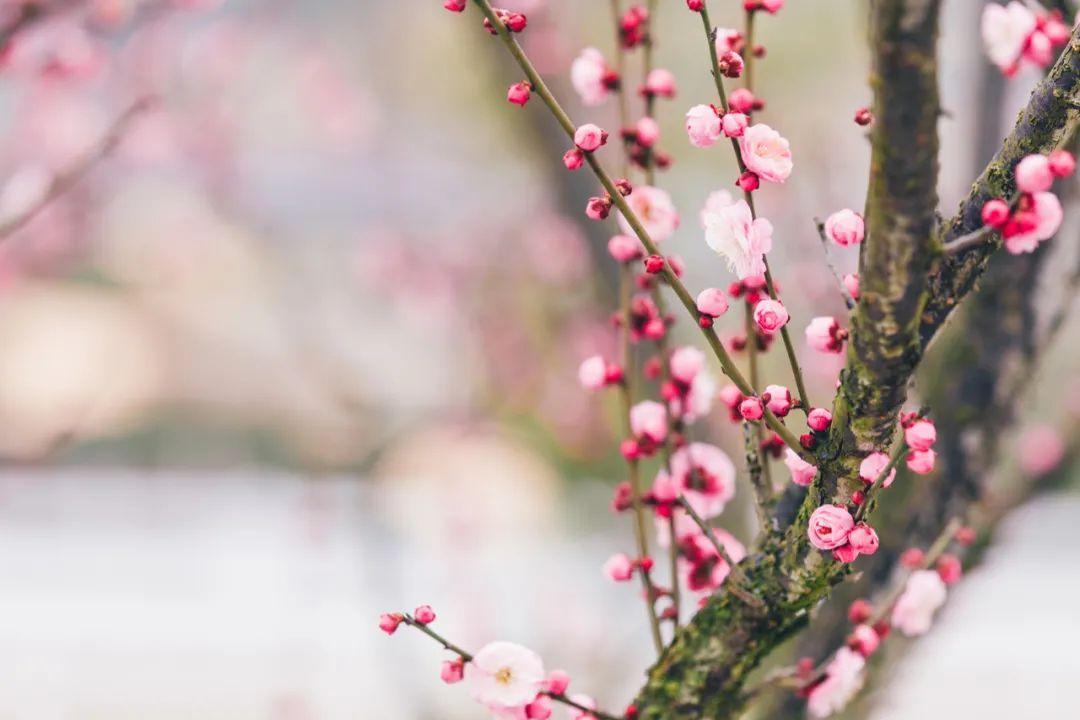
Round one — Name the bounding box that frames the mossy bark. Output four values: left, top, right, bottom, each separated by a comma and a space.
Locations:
632, 8, 1080, 720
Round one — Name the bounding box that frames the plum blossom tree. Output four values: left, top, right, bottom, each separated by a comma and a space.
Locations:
383, 1, 1080, 719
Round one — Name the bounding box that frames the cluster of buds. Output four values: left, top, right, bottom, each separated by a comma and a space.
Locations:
621, 119, 673, 171
618, 294, 668, 343
980, 150, 1074, 255
482, 7, 528, 34
982, 2, 1071, 76
618, 4, 650, 49
685, 102, 750, 148
807, 504, 880, 563
900, 411, 937, 475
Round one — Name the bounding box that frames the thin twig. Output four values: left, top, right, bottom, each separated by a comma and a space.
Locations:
742, 422, 774, 534
853, 438, 907, 522
813, 218, 856, 310
675, 495, 764, 609
0, 96, 155, 241
943, 225, 996, 256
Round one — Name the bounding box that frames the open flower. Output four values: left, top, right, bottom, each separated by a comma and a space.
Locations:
465, 641, 545, 710
808, 505, 855, 550
704, 199, 773, 279
981, 2, 1037, 74
630, 400, 668, 445
858, 451, 897, 487
784, 447, 817, 486
806, 647, 866, 718
739, 123, 793, 183
685, 104, 722, 148
570, 48, 612, 105
617, 185, 679, 242
891, 569, 947, 636
659, 442, 736, 518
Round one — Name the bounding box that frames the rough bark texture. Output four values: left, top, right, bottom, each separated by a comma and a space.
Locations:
631, 9, 1080, 720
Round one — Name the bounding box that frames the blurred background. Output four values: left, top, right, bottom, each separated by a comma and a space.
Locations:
0, 0, 1074, 718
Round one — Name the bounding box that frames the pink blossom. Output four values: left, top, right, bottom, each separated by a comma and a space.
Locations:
739, 124, 793, 183
728, 88, 756, 114
904, 418, 937, 451
849, 624, 880, 657
859, 452, 896, 487
1003, 191, 1062, 254
847, 523, 879, 555
824, 209, 865, 246
833, 544, 859, 564
806, 647, 865, 718
666, 442, 736, 518
843, 273, 860, 300
442, 657, 465, 684
761, 0, 784, 12
465, 641, 545, 710
981, 2, 1036, 74
1024, 29, 1053, 66
644, 68, 677, 98
753, 298, 789, 335
378, 612, 403, 635
603, 552, 634, 582
718, 383, 743, 409
570, 48, 612, 106
891, 570, 947, 636
585, 196, 612, 221
703, 199, 773, 279
525, 697, 552, 719
905, 448, 936, 475
630, 400, 668, 443
617, 185, 679, 242
699, 189, 735, 226
807, 408, 833, 432
714, 27, 741, 54
696, 287, 729, 317
507, 82, 531, 106
982, 198, 1010, 228
574, 124, 608, 152
1048, 149, 1076, 178
806, 316, 845, 353
544, 670, 570, 696
685, 104, 722, 148
722, 112, 749, 138
739, 396, 764, 421
414, 604, 436, 624
636, 116, 660, 147
1015, 154, 1054, 193
808, 505, 855, 551
670, 346, 706, 384
1017, 423, 1066, 477
444, 0, 466, 11
765, 384, 793, 416
784, 447, 817, 486
607, 234, 642, 262
578, 355, 607, 391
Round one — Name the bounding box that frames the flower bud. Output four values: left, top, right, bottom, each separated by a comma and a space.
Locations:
736, 170, 760, 192
563, 147, 585, 171
413, 604, 436, 624
807, 408, 832, 432
854, 107, 873, 126
507, 81, 531, 106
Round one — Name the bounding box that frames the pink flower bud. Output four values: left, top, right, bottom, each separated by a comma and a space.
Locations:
644, 68, 677, 98
859, 451, 896, 487
696, 287, 729, 317
620, 438, 641, 460
378, 612, 404, 635
728, 87, 755, 114
936, 554, 962, 585
413, 604, 436, 624
899, 548, 924, 568
719, 383, 744, 408
955, 526, 977, 546
1024, 29, 1053, 66
783, 447, 817, 486
685, 104, 722, 148
608, 234, 642, 262
721, 112, 749, 138
1015, 154, 1054, 193
440, 657, 465, 684
833, 543, 859, 563
843, 272, 860, 300
686, 0, 704, 12
848, 598, 872, 624
824, 208, 865, 246
586, 195, 612, 220
718, 50, 744, 78
630, 400, 668, 443
808, 505, 855, 550
545, 669, 571, 695
443, 0, 466, 12
1048, 149, 1076, 178
503, 11, 528, 32
643, 254, 664, 274
906, 448, 936, 475
507, 81, 531, 106
981, 198, 1010, 228
849, 624, 880, 657
854, 107, 873, 126
578, 355, 607, 391
807, 408, 832, 432
761, 0, 784, 12
669, 346, 705, 384
636, 116, 660, 147
904, 418, 936, 451
847, 523, 879, 555
563, 147, 585, 171
764, 384, 792, 416
526, 696, 553, 720
806, 316, 844, 353
753, 298, 789, 335
736, 170, 760, 192
574, 123, 609, 152
739, 396, 764, 421
652, 471, 678, 504
603, 552, 635, 582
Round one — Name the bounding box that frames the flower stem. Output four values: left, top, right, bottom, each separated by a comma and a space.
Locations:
470, 0, 811, 461
853, 439, 907, 523
674, 495, 762, 608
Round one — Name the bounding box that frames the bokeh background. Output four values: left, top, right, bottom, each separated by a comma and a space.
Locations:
0, 0, 1075, 718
